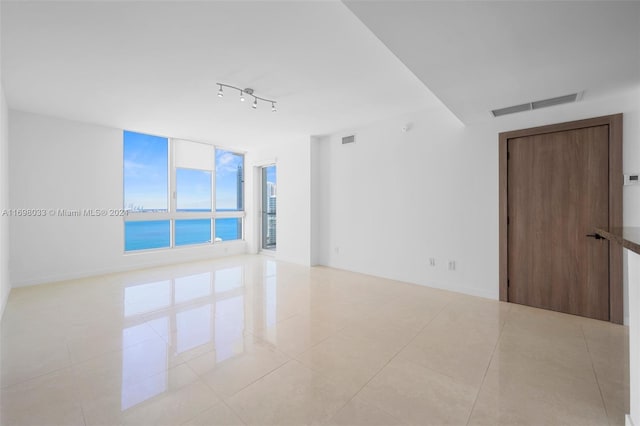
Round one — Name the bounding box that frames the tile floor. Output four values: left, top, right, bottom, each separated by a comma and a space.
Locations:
0, 255, 629, 426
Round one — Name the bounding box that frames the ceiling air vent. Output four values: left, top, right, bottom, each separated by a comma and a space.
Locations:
342, 135, 356, 144
492, 92, 582, 117
492, 103, 531, 117
531, 93, 579, 109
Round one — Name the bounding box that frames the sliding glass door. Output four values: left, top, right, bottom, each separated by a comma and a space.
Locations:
261, 165, 276, 251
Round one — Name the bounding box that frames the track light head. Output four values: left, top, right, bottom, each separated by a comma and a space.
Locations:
240, 91, 245, 102
252, 98, 258, 109
217, 85, 224, 98
271, 102, 277, 113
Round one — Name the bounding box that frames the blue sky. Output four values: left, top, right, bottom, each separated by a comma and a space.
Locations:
266, 165, 276, 185
215, 149, 243, 210
124, 131, 168, 210
177, 169, 211, 211
124, 131, 244, 211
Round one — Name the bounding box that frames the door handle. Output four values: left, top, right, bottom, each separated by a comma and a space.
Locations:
586, 233, 605, 240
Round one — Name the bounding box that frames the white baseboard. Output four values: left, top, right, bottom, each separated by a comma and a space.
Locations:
11, 242, 248, 288
626, 414, 634, 426
316, 262, 498, 300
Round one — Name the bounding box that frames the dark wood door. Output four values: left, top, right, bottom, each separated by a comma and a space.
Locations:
507, 125, 610, 320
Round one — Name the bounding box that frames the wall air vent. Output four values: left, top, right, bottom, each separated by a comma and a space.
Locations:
342, 135, 356, 144
492, 92, 582, 117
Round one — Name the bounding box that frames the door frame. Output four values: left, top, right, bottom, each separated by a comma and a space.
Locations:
499, 114, 623, 323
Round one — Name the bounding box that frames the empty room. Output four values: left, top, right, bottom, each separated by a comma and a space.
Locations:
1, 1, 639, 425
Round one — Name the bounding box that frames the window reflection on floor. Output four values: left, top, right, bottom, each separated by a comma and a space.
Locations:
124, 280, 171, 317
215, 296, 245, 363
215, 267, 243, 293
264, 260, 278, 339
175, 273, 213, 303
119, 263, 271, 411
176, 305, 213, 354
120, 336, 168, 410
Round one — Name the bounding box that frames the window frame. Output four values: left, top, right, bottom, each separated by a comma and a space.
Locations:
123, 133, 246, 252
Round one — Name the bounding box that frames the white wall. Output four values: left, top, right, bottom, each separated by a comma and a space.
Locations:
9, 111, 246, 287
315, 87, 640, 301
0, 86, 10, 318
8, 87, 638, 297
246, 138, 311, 266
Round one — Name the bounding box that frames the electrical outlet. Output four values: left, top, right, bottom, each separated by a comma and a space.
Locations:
448, 260, 456, 271
429, 258, 436, 267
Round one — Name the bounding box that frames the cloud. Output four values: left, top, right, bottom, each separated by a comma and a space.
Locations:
123, 159, 149, 177
216, 152, 242, 174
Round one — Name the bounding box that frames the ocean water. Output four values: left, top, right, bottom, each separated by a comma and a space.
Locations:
125, 218, 242, 251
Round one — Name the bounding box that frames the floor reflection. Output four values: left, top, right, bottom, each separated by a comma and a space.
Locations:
175, 273, 213, 303
2, 255, 628, 426
119, 262, 276, 411
262, 261, 278, 342
215, 297, 245, 363
121, 338, 167, 410
176, 305, 213, 353
124, 280, 171, 317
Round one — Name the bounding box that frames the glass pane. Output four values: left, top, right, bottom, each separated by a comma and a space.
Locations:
176, 168, 212, 212
123, 131, 168, 212
175, 219, 212, 246
215, 218, 242, 242
215, 149, 244, 211
125, 220, 170, 251
262, 165, 276, 250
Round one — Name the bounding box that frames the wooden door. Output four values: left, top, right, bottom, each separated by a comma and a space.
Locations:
499, 114, 623, 323
507, 125, 610, 320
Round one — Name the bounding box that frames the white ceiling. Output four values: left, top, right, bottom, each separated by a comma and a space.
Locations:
344, 0, 640, 124
0, 1, 444, 148
3, 1, 638, 145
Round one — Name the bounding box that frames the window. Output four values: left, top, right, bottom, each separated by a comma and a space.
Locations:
175, 219, 212, 246
215, 218, 242, 242
176, 169, 212, 212
261, 165, 277, 250
123, 131, 244, 251
215, 149, 244, 211
123, 131, 168, 212
214, 149, 245, 242
123, 131, 170, 250
124, 220, 171, 251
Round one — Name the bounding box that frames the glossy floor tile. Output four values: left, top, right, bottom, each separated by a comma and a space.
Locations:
0, 254, 630, 425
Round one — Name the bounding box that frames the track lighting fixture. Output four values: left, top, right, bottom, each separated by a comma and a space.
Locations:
216, 83, 277, 112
